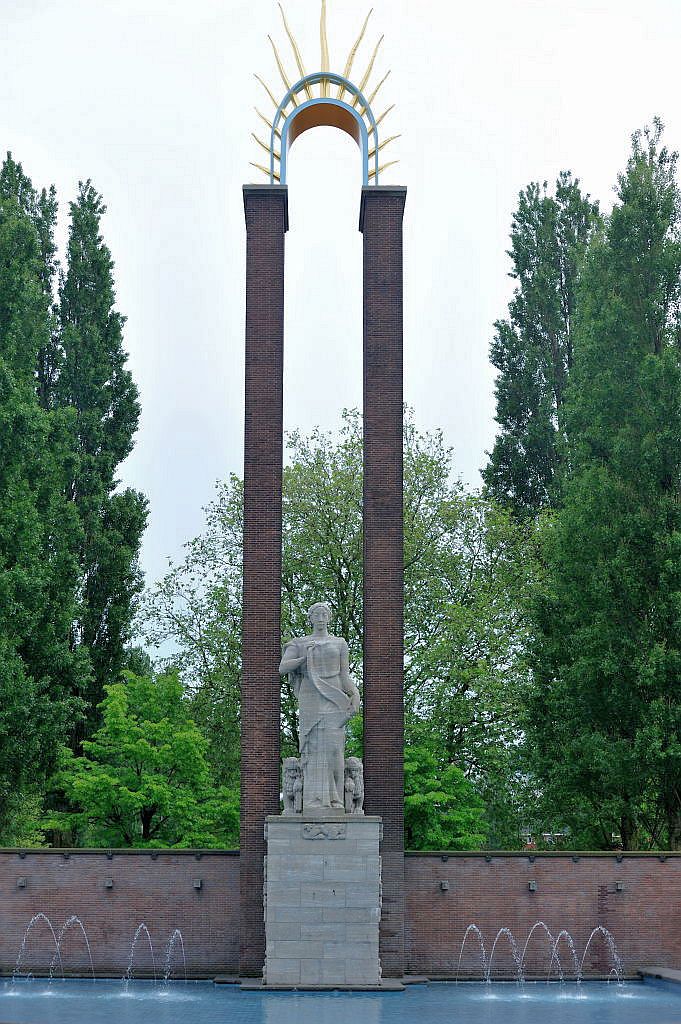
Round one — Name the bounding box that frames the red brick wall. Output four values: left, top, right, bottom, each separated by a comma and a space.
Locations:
405, 852, 681, 979
0, 850, 677, 980
0, 850, 240, 978
241, 184, 288, 976
360, 185, 408, 978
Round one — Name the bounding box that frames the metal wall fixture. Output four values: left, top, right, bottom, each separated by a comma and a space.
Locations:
440, 880, 450, 892
16, 877, 27, 889
104, 877, 114, 889
528, 880, 538, 892
193, 878, 203, 891
615, 880, 625, 892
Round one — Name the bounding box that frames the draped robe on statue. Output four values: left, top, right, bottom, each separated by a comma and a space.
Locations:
283, 637, 354, 810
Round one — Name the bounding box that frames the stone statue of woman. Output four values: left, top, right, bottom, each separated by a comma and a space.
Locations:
279, 602, 360, 814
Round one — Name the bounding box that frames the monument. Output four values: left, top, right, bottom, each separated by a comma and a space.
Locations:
263, 602, 380, 986
240, 1, 407, 985
279, 602, 360, 815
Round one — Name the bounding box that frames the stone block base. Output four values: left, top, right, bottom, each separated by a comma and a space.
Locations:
264, 815, 382, 987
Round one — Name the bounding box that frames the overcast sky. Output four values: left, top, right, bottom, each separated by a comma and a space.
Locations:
3, 0, 681, 588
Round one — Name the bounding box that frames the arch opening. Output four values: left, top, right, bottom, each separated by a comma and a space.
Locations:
287, 99, 363, 150
270, 73, 379, 186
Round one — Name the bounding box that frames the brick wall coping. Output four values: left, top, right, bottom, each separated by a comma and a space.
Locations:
405, 850, 681, 859
0, 848, 240, 857
1, 847, 677, 859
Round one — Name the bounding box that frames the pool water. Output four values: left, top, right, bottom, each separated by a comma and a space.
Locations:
1, 979, 680, 1023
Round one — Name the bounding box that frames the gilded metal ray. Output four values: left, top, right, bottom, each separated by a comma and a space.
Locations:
252, 133, 281, 161
279, 5, 312, 100
250, 161, 281, 181
359, 69, 390, 116
368, 134, 401, 160
337, 9, 372, 99
368, 159, 399, 179
375, 103, 395, 128
268, 35, 298, 106
254, 74, 280, 111
255, 107, 282, 140
353, 35, 384, 108
320, 0, 330, 97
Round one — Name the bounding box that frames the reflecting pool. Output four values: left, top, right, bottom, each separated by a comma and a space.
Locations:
1, 978, 680, 1024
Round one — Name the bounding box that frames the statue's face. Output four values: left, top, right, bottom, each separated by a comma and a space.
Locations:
309, 605, 330, 628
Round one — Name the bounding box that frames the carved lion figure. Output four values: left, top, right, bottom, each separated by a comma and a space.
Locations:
282, 756, 303, 815
344, 757, 365, 815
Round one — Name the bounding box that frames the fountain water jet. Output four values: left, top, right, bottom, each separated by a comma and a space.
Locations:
163, 929, 187, 982
457, 923, 621, 983
456, 924, 489, 983
579, 926, 623, 984
520, 921, 561, 981
124, 923, 157, 986
548, 930, 580, 982
13, 913, 64, 982
486, 928, 524, 983
49, 916, 95, 982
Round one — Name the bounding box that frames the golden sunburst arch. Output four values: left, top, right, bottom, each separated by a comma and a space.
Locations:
251, 1, 400, 186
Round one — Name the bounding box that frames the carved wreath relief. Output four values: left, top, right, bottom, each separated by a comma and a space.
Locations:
303, 822, 347, 840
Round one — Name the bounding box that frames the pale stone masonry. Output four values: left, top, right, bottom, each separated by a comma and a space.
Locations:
264, 816, 382, 986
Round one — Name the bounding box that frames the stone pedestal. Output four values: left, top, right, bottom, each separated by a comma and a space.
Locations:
264, 815, 382, 987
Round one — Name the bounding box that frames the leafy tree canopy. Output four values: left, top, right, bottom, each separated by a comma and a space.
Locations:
484, 173, 599, 515
50, 671, 238, 848
404, 743, 487, 850
526, 120, 681, 850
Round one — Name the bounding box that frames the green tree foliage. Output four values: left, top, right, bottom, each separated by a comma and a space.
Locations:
483, 174, 599, 515
0, 156, 83, 833
51, 672, 238, 848
527, 121, 681, 850
57, 183, 148, 734
143, 475, 243, 785
144, 410, 532, 846
404, 743, 487, 850
0, 153, 147, 837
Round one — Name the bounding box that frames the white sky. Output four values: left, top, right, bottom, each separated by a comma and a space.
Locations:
3, 0, 681, 589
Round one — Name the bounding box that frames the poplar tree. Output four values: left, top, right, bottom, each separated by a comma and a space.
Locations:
0, 157, 82, 827
57, 183, 148, 733
528, 121, 681, 849
483, 173, 599, 515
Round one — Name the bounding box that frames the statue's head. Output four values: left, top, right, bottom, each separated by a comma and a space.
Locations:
345, 756, 362, 777
283, 756, 299, 776
307, 602, 331, 628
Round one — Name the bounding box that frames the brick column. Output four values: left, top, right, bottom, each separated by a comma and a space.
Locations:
360, 185, 407, 978
240, 184, 288, 977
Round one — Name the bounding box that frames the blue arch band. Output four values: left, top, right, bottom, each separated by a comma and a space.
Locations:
269, 72, 380, 186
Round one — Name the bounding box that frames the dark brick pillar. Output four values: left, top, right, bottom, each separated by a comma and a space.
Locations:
240, 184, 288, 977
360, 185, 407, 978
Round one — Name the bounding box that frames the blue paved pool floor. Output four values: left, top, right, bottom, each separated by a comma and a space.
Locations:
0, 978, 680, 1023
